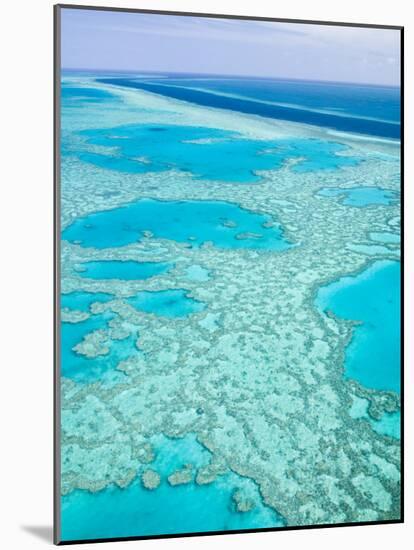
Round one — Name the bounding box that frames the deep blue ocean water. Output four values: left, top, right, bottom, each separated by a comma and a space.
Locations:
316, 260, 400, 393
97, 75, 400, 139
77, 123, 358, 183
77, 260, 173, 280
159, 75, 400, 121
62, 199, 292, 251
61, 434, 284, 541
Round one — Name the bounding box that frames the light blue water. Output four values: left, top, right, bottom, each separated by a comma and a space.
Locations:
61, 291, 114, 312
77, 260, 173, 280
127, 289, 205, 318
61, 434, 284, 541
61, 291, 140, 383
316, 260, 400, 393
349, 396, 400, 439
370, 231, 400, 244
62, 199, 292, 251
76, 123, 358, 183
347, 243, 397, 257
318, 186, 398, 207
185, 264, 210, 282
61, 85, 116, 104
60, 73, 401, 539
372, 410, 401, 439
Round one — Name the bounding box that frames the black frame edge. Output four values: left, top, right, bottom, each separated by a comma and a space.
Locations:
54, 3, 62, 546
399, 25, 404, 524
57, 519, 403, 546
55, 3, 403, 30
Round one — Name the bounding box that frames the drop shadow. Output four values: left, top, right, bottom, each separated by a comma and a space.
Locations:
21, 525, 53, 543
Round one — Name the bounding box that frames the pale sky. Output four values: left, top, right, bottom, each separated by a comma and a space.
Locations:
60, 8, 401, 86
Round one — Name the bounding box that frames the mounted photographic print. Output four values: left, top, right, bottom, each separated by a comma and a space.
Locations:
54, 4, 403, 544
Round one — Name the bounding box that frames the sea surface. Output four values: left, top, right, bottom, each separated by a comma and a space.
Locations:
61, 435, 284, 541
77, 260, 173, 280
76, 123, 359, 182
126, 289, 206, 318
318, 186, 399, 207
316, 260, 401, 393
60, 70, 401, 540
62, 199, 292, 250
97, 74, 400, 139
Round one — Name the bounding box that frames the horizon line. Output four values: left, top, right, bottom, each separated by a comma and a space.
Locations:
60, 67, 400, 89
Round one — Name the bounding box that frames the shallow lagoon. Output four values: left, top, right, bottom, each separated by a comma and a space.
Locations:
318, 186, 398, 207
60, 285, 205, 383
370, 231, 400, 244
77, 123, 358, 183
61, 434, 283, 541
127, 289, 206, 318
349, 396, 400, 439
61, 291, 113, 312
77, 260, 173, 280
62, 199, 292, 251
61, 314, 139, 383
62, 86, 116, 104
316, 260, 400, 393
61, 291, 140, 383
372, 410, 401, 439
185, 264, 210, 282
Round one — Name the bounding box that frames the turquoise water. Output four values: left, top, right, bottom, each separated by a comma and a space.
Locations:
62, 86, 116, 104
77, 260, 173, 280
316, 260, 400, 393
348, 244, 397, 256
61, 291, 114, 312
318, 186, 398, 207
349, 396, 400, 439
59, 71, 401, 539
372, 410, 401, 439
77, 123, 358, 183
61, 435, 284, 541
61, 297, 139, 382
61, 287, 203, 382
127, 289, 205, 318
185, 264, 210, 282
370, 231, 400, 244
62, 319, 139, 383
62, 199, 292, 251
